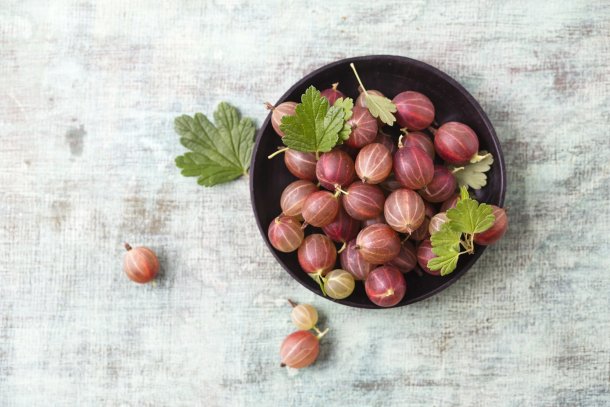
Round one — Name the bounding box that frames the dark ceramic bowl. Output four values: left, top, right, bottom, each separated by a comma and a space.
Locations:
250, 55, 506, 308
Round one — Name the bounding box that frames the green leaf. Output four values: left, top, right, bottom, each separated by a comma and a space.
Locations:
427, 245, 460, 276
174, 102, 255, 187
429, 223, 462, 275
427, 186, 496, 276
446, 193, 496, 234
280, 86, 345, 153
338, 123, 352, 142
348, 63, 396, 126
365, 93, 397, 126
334, 97, 354, 121
451, 152, 494, 189
334, 97, 354, 142
430, 224, 462, 250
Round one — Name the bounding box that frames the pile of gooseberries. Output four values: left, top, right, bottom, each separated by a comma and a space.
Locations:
267, 83, 508, 307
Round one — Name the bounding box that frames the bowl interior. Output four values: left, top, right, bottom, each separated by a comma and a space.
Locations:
250, 55, 505, 308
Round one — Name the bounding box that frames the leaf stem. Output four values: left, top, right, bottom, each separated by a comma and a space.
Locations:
349, 63, 368, 94
460, 233, 476, 254
267, 147, 289, 159
452, 166, 465, 174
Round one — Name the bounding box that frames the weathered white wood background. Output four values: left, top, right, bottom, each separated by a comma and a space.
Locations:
1, 1, 609, 405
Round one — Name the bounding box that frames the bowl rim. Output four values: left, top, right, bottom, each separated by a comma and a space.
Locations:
250, 54, 506, 309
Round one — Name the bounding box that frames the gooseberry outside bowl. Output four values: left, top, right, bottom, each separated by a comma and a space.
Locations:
250, 55, 506, 309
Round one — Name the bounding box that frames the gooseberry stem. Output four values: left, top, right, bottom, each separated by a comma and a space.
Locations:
397, 134, 404, 149
310, 271, 327, 296
331, 82, 339, 91
287, 299, 297, 308
349, 63, 368, 95
268, 147, 289, 159
334, 186, 348, 196
315, 327, 329, 339
264, 102, 275, 111
382, 288, 395, 298
124, 243, 132, 251
427, 126, 438, 135
337, 241, 347, 254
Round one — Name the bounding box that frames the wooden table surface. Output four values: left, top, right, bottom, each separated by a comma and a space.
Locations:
1, 1, 609, 406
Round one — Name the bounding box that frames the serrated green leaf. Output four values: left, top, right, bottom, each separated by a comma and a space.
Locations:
427, 245, 460, 276
452, 152, 494, 189
334, 97, 354, 143
338, 123, 352, 142
334, 97, 354, 121
175, 153, 242, 186
447, 196, 496, 234
430, 224, 462, 250
280, 86, 345, 153
214, 102, 256, 171
365, 93, 397, 126
174, 102, 255, 187
324, 105, 346, 138
427, 185, 496, 275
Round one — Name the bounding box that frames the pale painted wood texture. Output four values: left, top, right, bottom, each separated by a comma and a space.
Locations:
1, 1, 609, 406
